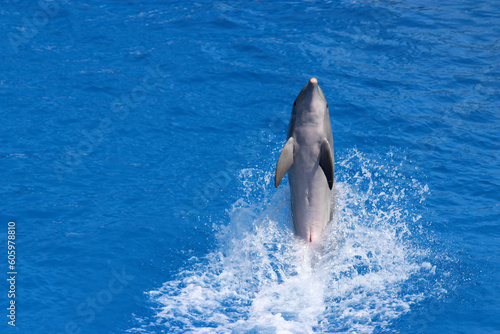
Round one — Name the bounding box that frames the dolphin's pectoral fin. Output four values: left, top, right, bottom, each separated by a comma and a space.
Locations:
319, 139, 334, 190
275, 137, 295, 188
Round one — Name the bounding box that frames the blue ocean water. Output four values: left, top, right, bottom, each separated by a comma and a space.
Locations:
1, 0, 499, 333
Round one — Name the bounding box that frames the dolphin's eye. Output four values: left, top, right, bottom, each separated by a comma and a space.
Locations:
293, 100, 297, 106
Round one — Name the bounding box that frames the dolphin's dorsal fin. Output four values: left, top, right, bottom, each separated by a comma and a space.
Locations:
319, 138, 334, 190
275, 137, 295, 188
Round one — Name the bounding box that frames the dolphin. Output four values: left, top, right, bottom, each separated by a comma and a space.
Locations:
275, 77, 334, 243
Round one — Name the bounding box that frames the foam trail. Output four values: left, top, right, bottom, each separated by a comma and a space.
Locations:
133, 150, 435, 333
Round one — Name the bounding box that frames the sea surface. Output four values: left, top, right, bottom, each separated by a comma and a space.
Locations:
1, 1, 499, 333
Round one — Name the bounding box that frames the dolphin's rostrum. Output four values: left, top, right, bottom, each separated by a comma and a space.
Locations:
275, 78, 334, 243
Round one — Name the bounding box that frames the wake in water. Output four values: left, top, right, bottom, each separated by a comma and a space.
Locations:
134, 149, 438, 333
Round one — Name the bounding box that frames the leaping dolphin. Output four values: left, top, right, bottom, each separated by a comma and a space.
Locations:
275, 77, 334, 243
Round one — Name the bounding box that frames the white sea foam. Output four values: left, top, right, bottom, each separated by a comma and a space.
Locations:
137, 150, 435, 333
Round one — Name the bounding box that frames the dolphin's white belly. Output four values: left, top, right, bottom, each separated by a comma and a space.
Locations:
288, 142, 333, 242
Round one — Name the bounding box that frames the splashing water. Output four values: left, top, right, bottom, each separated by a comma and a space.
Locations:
138, 150, 436, 333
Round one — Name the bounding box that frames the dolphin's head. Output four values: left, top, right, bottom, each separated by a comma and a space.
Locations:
294, 78, 328, 118
288, 78, 329, 137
